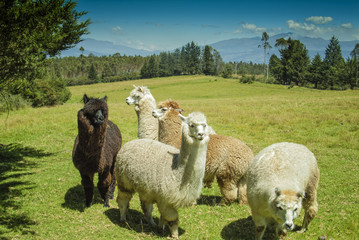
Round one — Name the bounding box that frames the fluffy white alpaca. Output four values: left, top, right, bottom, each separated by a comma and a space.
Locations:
115, 112, 210, 239
126, 85, 158, 140
247, 142, 320, 240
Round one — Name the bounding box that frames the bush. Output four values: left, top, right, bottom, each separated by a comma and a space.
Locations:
0, 92, 30, 113
239, 75, 255, 84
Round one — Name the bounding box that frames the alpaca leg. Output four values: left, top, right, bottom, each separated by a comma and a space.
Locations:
158, 204, 179, 239
217, 177, 238, 205
80, 173, 94, 207
109, 156, 117, 199
299, 171, 319, 233
299, 188, 318, 233
237, 177, 248, 205
98, 170, 112, 207
116, 189, 133, 222
140, 197, 156, 226
203, 172, 215, 188
251, 212, 267, 240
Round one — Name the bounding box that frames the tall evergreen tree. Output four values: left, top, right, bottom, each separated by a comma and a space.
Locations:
308, 54, 324, 89
269, 54, 281, 83
88, 64, 98, 82
323, 36, 344, 89
202, 45, 215, 75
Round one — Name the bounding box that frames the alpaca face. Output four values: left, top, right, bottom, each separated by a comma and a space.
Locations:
126, 85, 149, 105
180, 112, 209, 141
83, 95, 108, 126
272, 188, 304, 231
152, 107, 169, 118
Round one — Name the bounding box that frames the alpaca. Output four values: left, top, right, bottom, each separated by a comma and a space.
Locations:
152, 100, 216, 149
72, 94, 122, 207
152, 100, 253, 205
246, 142, 320, 240
126, 85, 158, 140
115, 112, 210, 239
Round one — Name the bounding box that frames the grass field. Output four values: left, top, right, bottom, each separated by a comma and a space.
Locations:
0, 75, 358, 239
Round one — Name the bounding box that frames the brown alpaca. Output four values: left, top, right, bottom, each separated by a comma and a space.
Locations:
72, 94, 122, 207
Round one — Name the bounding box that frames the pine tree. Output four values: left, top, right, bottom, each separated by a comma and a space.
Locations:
323, 36, 344, 89
202, 45, 215, 75
308, 54, 323, 89
269, 54, 281, 83
88, 64, 98, 82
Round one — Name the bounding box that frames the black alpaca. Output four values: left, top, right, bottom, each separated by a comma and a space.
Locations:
72, 94, 122, 207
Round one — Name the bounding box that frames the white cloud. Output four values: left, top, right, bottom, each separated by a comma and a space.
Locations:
233, 29, 242, 34
305, 16, 333, 24
112, 26, 123, 33
241, 23, 266, 33
287, 20, 318, 31
341, 23, 353, 29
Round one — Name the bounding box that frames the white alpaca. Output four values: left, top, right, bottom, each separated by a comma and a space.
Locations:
247, 142, 320, 240
126, 85, 158, 140
153, 100, 253, 205
115, 112, 210, 239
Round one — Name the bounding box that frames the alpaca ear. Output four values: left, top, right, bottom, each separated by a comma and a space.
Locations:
102, 96, 108, 102
297, 191, 305, 199
83, 94, 89, 104
133, 84, 138, 89
179, 113, 187, 122
275, 187, 281, 196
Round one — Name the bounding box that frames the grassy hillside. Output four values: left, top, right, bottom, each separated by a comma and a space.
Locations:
1, 75, 358, 239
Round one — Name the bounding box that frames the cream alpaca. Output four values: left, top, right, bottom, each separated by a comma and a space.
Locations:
115, 112, 210, 239
247, 142, 320, 240
153, 100, 253, 204
126, 85, 158, 140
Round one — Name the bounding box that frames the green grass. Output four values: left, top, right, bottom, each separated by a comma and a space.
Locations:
0, 75, 358, 239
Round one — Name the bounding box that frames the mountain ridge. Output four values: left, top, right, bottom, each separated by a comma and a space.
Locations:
61, 33, 358, 63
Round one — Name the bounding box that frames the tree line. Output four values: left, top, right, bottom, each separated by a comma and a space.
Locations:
267, 35, 359, 90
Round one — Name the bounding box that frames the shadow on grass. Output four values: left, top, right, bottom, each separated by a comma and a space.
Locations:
62, 184, 105, 212
0, 143, 52, 238
197, 194, 222, 206
221, 216, 278, 240
104, 208, 185, 238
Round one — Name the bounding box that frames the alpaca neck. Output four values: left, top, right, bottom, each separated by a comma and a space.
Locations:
78, 120, 107, 153
158, 117, 182, 148
135, 95, 158, 140
177, 134, 208, 196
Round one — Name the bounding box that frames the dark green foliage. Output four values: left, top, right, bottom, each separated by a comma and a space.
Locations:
0, 0, 90, 90
308, 54, 324, 89
323, 36, 345, 89
222, 63, 233, 78
202, 45, 215, 75
239, 75, 255, 84
88, 64, 98, 82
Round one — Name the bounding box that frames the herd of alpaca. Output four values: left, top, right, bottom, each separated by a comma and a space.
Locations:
72, 86, 320, 239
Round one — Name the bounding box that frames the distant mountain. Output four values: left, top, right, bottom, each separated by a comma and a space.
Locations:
210, 33, 358, 63
60, 34, 358, 63
60, 38, 154, 57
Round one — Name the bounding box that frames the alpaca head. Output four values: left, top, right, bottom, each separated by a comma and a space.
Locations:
82, 94, 108, 126
179, 112, 209, 142
271, 188, 304, 231
126, 85, 152, 106
152, 100, 183, 119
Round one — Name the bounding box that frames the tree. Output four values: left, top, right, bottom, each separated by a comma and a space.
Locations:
323, 36, 344, 89
182, 41, 201, 75
269, 54, 281, 83
222, 63, 233, 78
88, 64, 98, 82
202, 45, 215, 75
213, 49, 224, 76
277, 38, 310, 86
258, 32, 272, 80
308, 54, 324, 89
0, 0, 90, 91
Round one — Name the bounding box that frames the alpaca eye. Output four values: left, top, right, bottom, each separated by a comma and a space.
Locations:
190, 124, 195, 128
294, 207, 298, 211
277, 206, 283, 210
161, 107, 168, 112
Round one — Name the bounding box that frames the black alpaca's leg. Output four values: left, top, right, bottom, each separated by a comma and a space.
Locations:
98, 171, 112, 207
109, 160, 116, 199
81, 173, 94, 207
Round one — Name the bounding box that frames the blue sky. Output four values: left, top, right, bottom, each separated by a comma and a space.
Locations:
76, 0, 359, 51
